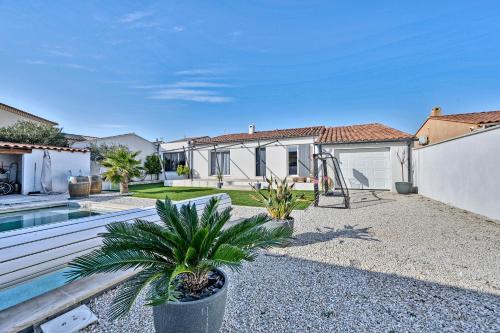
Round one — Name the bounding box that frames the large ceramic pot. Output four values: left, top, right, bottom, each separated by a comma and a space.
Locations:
153, 269, 228, 333
395, 181, 413, 194
265, 217, 294, 231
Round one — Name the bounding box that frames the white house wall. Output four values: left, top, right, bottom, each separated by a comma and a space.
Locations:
0, 109, 47, 127
21, 149, 90, 194
413, 126, 500, 220
321, 141, 410, 191
160, 140, 192, 181
190, 137, 316, 181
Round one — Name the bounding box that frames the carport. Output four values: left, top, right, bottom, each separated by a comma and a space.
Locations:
0, 142, 90, 195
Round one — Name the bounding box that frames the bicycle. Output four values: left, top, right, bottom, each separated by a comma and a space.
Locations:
0, 180, 13, 195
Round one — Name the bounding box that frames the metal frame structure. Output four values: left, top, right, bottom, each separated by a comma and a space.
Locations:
312, 151, 350, 208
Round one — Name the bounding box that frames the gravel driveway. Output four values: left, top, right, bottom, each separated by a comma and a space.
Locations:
81, 191, 500, 332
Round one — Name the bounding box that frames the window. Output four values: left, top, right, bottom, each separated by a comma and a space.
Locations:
288, 147, 298, 175
163, 152, 186, 172
210, 151, 230, 175
255, 148, 266, 177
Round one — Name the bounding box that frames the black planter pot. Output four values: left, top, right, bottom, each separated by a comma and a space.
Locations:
395, 181, 413, 194
216, 182, 223, 189
153, 269, 228, 333
254, 182, 262, 190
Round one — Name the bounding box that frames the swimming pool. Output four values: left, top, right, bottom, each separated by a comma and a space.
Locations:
0, 205, 101, 233
0, 268, 71, 311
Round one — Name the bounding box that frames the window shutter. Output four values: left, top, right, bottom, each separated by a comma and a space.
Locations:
298, 144, 311, 177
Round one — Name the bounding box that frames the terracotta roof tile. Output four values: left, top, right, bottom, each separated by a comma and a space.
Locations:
194, 126, 325, 144
0, 141, 89, 152
317, 123, 414, 144
430, 110, 500, 124
0, 103, 58, 126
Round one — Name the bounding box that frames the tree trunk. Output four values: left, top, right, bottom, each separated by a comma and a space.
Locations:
120, 176, 129, 194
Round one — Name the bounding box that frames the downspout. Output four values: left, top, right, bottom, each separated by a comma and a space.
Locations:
189, 141, 193, 180
407, 140, 412, 184
156, 140, 167, 182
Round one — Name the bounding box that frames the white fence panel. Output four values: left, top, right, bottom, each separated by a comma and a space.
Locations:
413, 127, 500, 220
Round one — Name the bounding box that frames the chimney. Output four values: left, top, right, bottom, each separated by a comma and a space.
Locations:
248, 124, 256, 134
431, 106, 442, 117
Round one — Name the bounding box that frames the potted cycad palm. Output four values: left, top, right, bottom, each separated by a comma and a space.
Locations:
250, 177, 301, 231
395, 150, 412, 194
66, 197, 292, 333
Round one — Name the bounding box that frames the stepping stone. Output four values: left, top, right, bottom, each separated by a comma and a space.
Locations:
40, 305, 97, 333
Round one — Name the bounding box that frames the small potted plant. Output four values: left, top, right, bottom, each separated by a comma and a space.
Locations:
395, 150, 412, 194
67, 198, 292, 333
251, 176, 301, 231
176, 164, 190, 179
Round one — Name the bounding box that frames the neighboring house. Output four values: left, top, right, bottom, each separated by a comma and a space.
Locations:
415, 107, 500, 147
0, 102, 58, 127
161, 123, 414, 191
317, 123, 414, 191
71, 132, 159, 176
63, 133, 98, 146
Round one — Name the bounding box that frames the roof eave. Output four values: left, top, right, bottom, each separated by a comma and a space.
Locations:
317, 137, 416, 145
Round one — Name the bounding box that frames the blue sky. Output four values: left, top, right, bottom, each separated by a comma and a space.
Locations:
1, 1, 500, 141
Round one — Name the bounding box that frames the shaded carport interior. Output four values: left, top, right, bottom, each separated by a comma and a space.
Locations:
0, 144, 31, 189
0, 142, 90, 195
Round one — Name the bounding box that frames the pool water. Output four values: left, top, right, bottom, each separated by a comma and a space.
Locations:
0, 268, 71, 311
0, 206, 100, 232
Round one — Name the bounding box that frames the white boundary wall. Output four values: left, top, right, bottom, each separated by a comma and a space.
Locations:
22, 149, 90, 194
413, 126, 500, 220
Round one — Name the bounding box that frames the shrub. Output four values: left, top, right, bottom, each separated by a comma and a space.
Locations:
0, 121, 68, 146
251, 177, 302, 220
89, 143, 129, 162
144, 154, 163, 180
176, 164, 190, 177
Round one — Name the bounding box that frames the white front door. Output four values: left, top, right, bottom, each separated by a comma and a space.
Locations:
335, 148, 391, 190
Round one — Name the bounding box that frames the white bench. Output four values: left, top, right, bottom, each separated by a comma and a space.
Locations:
0, 193, 231, 289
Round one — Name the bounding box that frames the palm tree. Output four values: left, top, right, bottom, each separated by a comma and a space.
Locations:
101, 148, 142, 194
66, 197, 292, 319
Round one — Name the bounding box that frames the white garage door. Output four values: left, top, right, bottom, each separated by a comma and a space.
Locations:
336, 148, 391, 190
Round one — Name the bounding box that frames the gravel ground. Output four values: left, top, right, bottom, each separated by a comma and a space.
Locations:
80, 191, 500, 332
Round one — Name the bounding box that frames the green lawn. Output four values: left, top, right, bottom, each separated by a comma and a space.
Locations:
129, 183, 314, 210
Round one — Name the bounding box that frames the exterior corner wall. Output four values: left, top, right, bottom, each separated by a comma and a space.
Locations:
412, 126, 500, 220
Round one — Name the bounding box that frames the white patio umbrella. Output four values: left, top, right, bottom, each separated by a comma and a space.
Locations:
40, 150, 53, 193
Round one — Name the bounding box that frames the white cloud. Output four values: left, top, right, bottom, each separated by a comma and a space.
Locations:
168, 81, 230, 88
97, 124, 126, 128
119, 11, 153, 23
62, 63, 96, 72
25, 59, 48, 65
175, 69, 223, 76
47, 49, 73, 57
172, 26, 185, 32
151, 88, 234, 103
